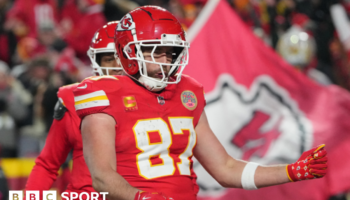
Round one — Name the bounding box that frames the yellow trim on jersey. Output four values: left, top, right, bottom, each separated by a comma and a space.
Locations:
74, 90, 109, 110
74, 90, 107, 102
75, 95, 109, 106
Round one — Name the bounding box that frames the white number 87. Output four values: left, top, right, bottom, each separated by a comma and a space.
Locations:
133, 117, 196, 179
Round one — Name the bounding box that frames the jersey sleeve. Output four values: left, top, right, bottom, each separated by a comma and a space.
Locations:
25, 109, 73, 192
194, 85, 206, 126
73, 76, 121, 119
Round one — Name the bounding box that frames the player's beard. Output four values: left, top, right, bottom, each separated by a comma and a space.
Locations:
147, 66, 169, 79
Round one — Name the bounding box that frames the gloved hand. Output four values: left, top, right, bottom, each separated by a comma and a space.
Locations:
286, 144, 327, 182
134, 191, 174, 200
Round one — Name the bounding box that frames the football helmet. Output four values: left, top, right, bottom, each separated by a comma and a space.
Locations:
87, 21, 122, 76
277, 25, 316, 68
115, 6, 190, 92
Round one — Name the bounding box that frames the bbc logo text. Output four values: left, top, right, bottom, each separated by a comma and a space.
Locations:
9, 190, 108, 200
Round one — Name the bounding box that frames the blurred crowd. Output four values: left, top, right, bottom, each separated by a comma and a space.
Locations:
1, 0, 350, 199
0, 0, 208, 158
0, 0, 350, 161
232, 0, 350, 87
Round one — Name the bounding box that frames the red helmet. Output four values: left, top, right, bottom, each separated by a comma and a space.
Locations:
87, 21, 122, 76
115, 6, 190, 91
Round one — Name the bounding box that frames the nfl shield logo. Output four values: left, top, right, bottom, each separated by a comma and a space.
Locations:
157, 96, 165, 105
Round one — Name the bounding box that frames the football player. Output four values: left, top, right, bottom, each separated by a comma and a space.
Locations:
74, 6, 328, 200
25, 21, 122, 199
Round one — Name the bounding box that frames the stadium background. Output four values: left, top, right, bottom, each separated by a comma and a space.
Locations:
0, 0, 350, 200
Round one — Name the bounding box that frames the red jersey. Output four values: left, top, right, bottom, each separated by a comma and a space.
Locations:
64, 12, 106, 60
73, 75, 206, 200
6, 0, 58, 38
25, 83, 96, 196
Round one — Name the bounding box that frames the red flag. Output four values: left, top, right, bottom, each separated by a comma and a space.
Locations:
186, 0, 350, 199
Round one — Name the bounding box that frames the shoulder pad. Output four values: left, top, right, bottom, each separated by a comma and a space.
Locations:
181, 74, 203, 88
53, 99, 67, 120
73, 76, 123, 116
75, 75, 122, 95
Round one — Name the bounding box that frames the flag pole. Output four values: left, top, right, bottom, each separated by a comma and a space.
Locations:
187, 0, 220, 42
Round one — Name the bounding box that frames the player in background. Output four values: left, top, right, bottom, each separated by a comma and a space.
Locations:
74, 6, 328, 200
25, 21, 122, 198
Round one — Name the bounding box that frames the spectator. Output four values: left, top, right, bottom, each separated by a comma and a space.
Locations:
14, 16, 67, 64
0, 60, 32, 157
59, 0, 82, 36
0, 0, 16, 67
330, 2, 350, 90
5, 0, 58, 39
16, 37, 47, 63
63, 0, 106, 61
15, 58, 52, 157
329, 33, 350, 91
42, 48, 80, 132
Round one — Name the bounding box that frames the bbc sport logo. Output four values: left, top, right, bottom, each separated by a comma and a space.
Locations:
9, 190, 108, 200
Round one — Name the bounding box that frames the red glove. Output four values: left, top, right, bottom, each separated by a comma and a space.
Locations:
286, 144, 327, 182
134, 191, 174, 200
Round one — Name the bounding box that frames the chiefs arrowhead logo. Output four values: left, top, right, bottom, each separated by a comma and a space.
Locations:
231, 110, 283, 160
193, 74, 313, 191
91, 32, 100, 44
117, 14, 135, 31
121, 18, 132, 29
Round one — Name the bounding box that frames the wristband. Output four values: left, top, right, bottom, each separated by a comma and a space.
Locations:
241, 162, 259, 190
